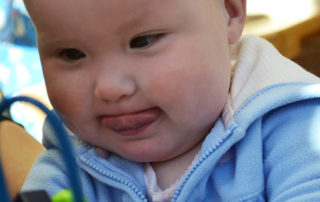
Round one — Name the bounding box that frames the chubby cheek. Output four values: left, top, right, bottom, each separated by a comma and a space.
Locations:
43, 67, 91, 126
146, 46, 231, 127
48, 87, 80, 117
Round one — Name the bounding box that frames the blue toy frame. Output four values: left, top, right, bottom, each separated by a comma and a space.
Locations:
0, 96, 84, 202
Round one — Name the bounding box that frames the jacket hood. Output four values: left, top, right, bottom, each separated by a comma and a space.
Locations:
222, 35, 320, 127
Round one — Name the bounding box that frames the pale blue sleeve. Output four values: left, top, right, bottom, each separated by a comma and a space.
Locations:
21, 148, 70, 198
263, 99, 320, 201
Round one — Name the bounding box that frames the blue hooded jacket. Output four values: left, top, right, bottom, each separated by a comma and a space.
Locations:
22, 36, 320, 201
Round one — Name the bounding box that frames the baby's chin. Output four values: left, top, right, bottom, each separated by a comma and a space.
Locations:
119, 151, 173, 163
112, 146, 180, 163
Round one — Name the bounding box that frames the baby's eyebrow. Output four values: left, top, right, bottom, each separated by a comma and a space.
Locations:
36, 33, 48, 44
36, 31, 79, 47
113, 0, 172, 34
36, 33, 59, 46
116, 9, 157, 34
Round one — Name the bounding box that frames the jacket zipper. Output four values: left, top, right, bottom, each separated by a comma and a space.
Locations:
171, 123, 239, 202
83, 159, 148, 202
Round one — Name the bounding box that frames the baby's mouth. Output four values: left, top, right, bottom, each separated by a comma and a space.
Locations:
100, 107, 161, 136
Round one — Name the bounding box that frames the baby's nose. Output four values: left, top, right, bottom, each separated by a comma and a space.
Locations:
94, 73, 136, 103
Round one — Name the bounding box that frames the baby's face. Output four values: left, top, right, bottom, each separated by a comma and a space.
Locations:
25, 0, 243, 162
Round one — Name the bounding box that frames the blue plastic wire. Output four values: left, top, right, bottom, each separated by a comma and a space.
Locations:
0, 96, 84, 202
0, 162, 10, 202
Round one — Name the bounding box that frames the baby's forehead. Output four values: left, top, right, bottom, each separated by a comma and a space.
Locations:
24, 0, 218, 16
24, 0, 173, 27
24, 0, 166, 21
25, 0, 224, 45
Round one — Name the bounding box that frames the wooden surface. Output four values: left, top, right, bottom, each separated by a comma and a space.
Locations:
0, 120, 45, 198
244, 0, 320, 58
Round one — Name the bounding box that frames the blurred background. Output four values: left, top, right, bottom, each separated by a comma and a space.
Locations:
1, 0, 320, 142
245, 0, 320, 75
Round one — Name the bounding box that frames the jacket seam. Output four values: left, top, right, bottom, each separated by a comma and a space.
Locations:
232, 187, 265, 202
234, 82, 311, 117
79, 155, 148, 201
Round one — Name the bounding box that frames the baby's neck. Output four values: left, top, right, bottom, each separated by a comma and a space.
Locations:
150, 142, 202, 190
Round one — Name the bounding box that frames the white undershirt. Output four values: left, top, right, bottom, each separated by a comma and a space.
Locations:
144, 152, 200, 202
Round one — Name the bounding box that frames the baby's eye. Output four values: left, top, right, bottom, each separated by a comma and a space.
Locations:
59, 48, 86, 62
130, 34, 163, 49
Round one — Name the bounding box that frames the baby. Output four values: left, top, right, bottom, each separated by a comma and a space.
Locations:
22, 0, 320, 201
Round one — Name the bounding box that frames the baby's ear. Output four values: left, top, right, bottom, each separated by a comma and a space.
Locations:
224, 0, 246, 44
